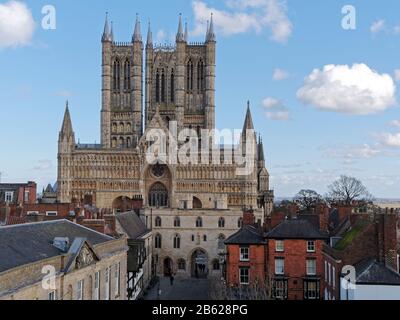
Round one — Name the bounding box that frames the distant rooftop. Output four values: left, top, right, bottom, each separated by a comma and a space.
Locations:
354, 259, 400, 285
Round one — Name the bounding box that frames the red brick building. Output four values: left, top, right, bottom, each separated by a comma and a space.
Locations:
323, 212, 399, 300
266, 218, 328, 300
225, 221, 266, 289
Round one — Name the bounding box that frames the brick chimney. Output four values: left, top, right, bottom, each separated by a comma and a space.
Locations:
376, 212, 398, 272
338, 205, 353, 224
81, 219, 106, 234
243, 208, 256, 226
315, 203, 330, 232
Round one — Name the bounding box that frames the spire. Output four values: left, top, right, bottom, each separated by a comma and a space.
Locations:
207, 13, 216, 42
102, 12, 111, 42
133, 14, 142, 42
258, 136, 265, 162
176, 13, 185, 42
205, 20, 210, 42
110, 21, 114, 42
146, 20, 153, 47
61, 101, 73, 135
243, 101, 255, 132
184, 21, 189, 42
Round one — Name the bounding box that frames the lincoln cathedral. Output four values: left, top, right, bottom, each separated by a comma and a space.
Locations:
57, 14, 274, 277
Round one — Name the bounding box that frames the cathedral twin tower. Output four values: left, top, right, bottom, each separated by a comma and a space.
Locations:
100, 14, 216, 150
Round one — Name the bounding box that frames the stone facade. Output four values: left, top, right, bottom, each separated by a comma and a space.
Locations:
57, 15, 274, 279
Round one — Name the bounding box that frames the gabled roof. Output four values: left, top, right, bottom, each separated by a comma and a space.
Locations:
0, 220, 113, 274
225, 225, 266, 245
354, 259, 400, 285
116, 211, 150, 240
266, 218, 328, 240
333, 219, 370, 251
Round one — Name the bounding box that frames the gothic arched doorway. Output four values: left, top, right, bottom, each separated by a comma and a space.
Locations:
112, 196, 134, 213
191, 249, 208, 278
163, 257, 173, 276
193, 197, 202, 209
149, 182, 169, 208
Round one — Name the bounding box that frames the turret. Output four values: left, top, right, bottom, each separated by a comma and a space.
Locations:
101, 13, 112, 148
205, 13, 216, 130
175, 14, 186, 132
58, 101, 75, 153
145, 21, 153, 127
132, 14, 144, 136
258, 135, 266, 169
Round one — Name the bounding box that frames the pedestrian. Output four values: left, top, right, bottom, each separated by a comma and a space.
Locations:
170, 274, 175, 286
157, 284, 162, 300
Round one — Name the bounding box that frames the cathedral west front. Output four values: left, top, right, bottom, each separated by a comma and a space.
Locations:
57, 14, 274, 278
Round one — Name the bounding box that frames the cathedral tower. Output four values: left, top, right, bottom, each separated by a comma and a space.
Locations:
101, 14, 143, 149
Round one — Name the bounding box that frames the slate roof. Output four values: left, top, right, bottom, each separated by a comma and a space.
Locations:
115, 211, 150, 239
0, 220, 113, 274
354, 259, 400, 285
225, 225, 266, 245
266, 218, 329, 240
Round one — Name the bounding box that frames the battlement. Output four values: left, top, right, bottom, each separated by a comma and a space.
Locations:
112, 41, 133, 47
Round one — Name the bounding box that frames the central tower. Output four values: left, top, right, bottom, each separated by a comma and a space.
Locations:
145, 14, 216, 133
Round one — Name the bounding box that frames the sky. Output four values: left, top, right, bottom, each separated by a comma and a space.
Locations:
0, 0, 400, 198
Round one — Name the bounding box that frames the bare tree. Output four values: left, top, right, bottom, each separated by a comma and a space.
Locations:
327, 175, 372, 205
294, 189, 322, 211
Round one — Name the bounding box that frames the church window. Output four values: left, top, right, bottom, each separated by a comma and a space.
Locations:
238, 217, 243, 228
173, 234, 181, 249
124, 60, 130, 91
218, 217, 225, 228
187, 59, 194, 91
174, 216, 181, 227
196, 217, 203, 228
203, 235, 207, 242
155, 216, 162, 227
218, 234, 226, 249
212, 259, 220, 271
197, 60, 204, 92
170, 70, 175, 102
113, 60, 121, 92
161, 69, 166, 102
156, 70, 160, 103
155, 234, 162, 249
149, 183, 169, 208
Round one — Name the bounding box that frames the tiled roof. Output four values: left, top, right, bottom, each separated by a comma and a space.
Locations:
225, 225, 266, 245
266, 218, 329, 240
354, 259, 400, 285
0, 220, 113, 273
115, 211, 150, 239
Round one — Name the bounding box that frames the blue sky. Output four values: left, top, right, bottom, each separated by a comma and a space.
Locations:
0, 0, 400, 198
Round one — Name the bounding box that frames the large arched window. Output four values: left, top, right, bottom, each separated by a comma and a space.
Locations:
155, 233, 162, 249
170, 70, 175, 102
156, 70, 160, 103
149, 183, 169, 208
178, 259, 186, 270
218, 217, 225, 228
113, 60, 121, 92
193, 197, 202, 209
197, 60, 204, 92
155, 216, 162, 227
173, 234, 181, 249
174, 216, 181, 228
124, 60, 130, 91
161, 69, 166, 102
187, 59, 194, 91
196, 217, 203, 228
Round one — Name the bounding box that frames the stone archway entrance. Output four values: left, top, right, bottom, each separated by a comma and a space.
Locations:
164, 257, 173, 276
191, 249, 208, 279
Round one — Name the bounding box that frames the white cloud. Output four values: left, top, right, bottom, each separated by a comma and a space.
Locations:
376, 133, 400, 147
394, 69, 400, 82
273, 68, 290, 81
322, 144, 381, 160
155, 29, 167, 43
389, 120, 400, 128
261, 97, 290, 120
56, 90, 72, 97
192, 0, 292, 43
34, 160, 54, 171
297, 64, 396, 115
0, 1, 35, 48
370, 19, 385, 34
